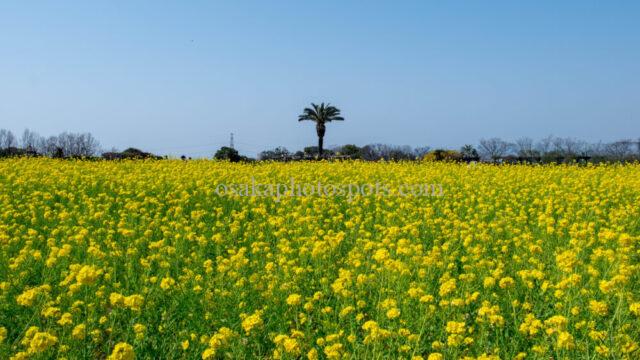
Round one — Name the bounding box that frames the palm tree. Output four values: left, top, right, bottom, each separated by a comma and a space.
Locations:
298, 103, 344, 157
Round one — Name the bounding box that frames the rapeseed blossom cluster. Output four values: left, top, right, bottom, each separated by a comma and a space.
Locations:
0, 158, 639, 358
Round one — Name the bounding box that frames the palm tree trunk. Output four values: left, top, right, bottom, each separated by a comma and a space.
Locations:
316, 122, 326, 158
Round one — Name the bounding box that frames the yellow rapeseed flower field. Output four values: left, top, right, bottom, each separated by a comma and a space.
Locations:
1, 158, 639, 359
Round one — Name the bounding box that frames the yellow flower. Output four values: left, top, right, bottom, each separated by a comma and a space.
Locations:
362, 320, 378, 332
386, 308, 400, 319
107, 342, 134, 360
445, 321, 466, 335
110, 293, 125, 307
570, 306, 580, 315
629, 302, 640, 316
556, 331, 574, 350
589, 330, 606, 341
28, 331, 58, 353
10, 351, 29, 360
439, 279, 456, 297
4, 157, 640, 358
41, 306, 60, 318
286, 293, 302, 306
427, 353, 444, 360
498, 277, 515, 289
274, 335, 301, 355
407, 287, 423, 298
544, 315, 568, 335
519, 314, 542, 336
133, 323, 146, 340
75, 265, 101, 285
483, 277, 496, 288
595, 345, 609, 356
588, 300, 608, 316
307, 348, 318, 360
16, 285, 50, 307
57, 312, 73, 326
323, 343, 343, 359
202, 348, 216, 359
339, 306, 355, 318
373, 248, 389, 262
160, 277, 176, 290
72, 324, 86, 340
241, 311, 263, 335
124, 295, 144, 311
208, 327, 236, 349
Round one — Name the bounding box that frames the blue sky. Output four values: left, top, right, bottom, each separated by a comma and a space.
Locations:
1, 1, 638, 157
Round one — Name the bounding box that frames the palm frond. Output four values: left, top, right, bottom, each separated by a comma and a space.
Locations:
298, 102, 344, 123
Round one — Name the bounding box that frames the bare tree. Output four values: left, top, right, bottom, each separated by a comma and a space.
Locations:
79, 133, 100, 156
551, 137, 587, 159
536, 135, 554, 156
49, 132, 101, 157
58, 132, 73, 156
478, 138, 510, 161
36, 136, 49, 155
43, 136, 62, 157
574, 139, 590, 158
0, 129, 17, 149
71, 132, 100, 157
585, 141, 605, 158
551, 137, 567, 155
514, 137, 537, 159
359, 144, 417, 161
390, 145, 415, 160
563, 138, 579, 156
21, 129, 42, 151
606, 139, 634, 160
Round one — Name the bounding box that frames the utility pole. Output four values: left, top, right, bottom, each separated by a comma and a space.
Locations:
230, 133, 234, 150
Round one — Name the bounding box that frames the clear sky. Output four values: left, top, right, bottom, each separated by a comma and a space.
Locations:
1, 1, 639, 157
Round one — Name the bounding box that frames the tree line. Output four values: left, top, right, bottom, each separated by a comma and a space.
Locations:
287, 102, 640, 163
0, 129, 99, 158
250, 136, 639, 163
474, 136, 640, 163
0, 128, 159, 160
2, 128, 639, 163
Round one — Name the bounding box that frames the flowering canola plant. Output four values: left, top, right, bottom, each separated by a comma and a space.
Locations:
0, 158, 639, 359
